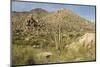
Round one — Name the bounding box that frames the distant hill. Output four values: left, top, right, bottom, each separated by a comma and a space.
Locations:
41, 8, 95, 32
30, 8, 49, 19
12, 8, 95, 33
12, 8, 48, 32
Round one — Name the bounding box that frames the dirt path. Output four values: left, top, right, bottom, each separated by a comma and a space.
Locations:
66, 33, 95, 50
78, 33, 95, 47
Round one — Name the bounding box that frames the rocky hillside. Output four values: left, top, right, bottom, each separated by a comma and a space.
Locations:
42, 8, 95, 32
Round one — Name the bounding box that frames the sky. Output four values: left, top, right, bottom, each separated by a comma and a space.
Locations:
12, 1, 96, 22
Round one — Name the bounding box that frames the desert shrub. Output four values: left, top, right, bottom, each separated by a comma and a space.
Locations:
12, 45, 40, 65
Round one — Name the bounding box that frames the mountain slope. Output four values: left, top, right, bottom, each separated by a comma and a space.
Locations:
41, 8, 95, 32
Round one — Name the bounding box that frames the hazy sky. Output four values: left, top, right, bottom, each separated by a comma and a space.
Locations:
12, 1, 96, 22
